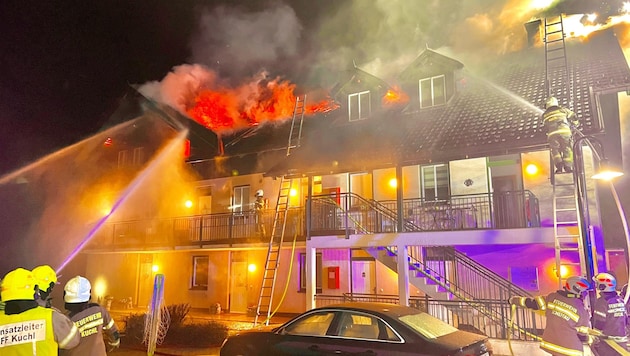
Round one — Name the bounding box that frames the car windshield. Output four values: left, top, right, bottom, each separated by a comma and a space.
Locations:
398, 312, 458, 339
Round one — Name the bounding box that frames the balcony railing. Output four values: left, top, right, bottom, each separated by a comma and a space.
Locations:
310, 190, 540, 235
88, 190, 539, 249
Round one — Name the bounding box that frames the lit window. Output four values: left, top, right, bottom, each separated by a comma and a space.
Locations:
348, 91, 371, 121
419, 75, 446, 108
299, 252, 322, 292
191, 256, 209, 290
232, 186, 250, 214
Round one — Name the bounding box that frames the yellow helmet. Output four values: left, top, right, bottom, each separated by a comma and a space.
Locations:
1, 268, 36, 301
546, 96, 559, 109
32, 265, 57, 291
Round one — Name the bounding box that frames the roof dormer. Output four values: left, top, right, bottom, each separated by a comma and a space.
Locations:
330, 66, 396, 122
398, 48, 464, 111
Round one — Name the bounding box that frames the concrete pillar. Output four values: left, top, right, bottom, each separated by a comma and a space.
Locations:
305, 245, 316, 310
396, 245, 410, 306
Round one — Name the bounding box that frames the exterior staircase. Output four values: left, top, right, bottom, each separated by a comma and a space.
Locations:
364, 245, 539, 339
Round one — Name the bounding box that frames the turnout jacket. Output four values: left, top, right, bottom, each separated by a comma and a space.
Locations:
0, 302, 80, 355
592, 291, 628, 355
513, 290, 590, 356
59, 303, 119, 356
542, 105, 578, 138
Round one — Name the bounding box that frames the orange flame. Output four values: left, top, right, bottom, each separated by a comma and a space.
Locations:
382, 87, 409, 107
186, 76, 338, 133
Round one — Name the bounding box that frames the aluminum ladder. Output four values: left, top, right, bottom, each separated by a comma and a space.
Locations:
552, 168, 586, 289
286, 95, 306, 156
255, 95, 305, 325
544, 15, 573, 107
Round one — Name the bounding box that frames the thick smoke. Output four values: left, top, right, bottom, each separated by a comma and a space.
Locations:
190, 3, 302, 81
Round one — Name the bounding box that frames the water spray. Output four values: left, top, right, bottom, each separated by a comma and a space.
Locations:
55, 129, 189, 275
0, 117, 142, 186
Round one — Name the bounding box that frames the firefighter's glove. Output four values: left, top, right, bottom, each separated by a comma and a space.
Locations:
107, 338, 120, 353
509, 296, 521, 306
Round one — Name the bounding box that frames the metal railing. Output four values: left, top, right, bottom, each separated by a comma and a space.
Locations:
88, 208, 304, 248
310, 190, 540, 235
88, 190, 539, 248
314, 293, 545, 341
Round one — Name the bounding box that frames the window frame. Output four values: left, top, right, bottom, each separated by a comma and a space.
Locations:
419, 75, 446, 108
232, 185, 250, 214
348, 90, 371, 121
191, 255, 209, 290
420, 164, 449, 201
299, 252, 322, 293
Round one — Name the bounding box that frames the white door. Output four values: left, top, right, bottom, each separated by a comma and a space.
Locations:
352, 260, 376, 294
230, 261, 248, 313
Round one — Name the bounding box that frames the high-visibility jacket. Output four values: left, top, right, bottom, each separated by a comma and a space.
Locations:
59, 303, 119, 356
513, 290, 590, 356
0, 305, 80, 355
542, 105, 578, 138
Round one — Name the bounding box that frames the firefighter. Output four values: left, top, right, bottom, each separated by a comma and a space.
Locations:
510, 275, 592, 356
0, 268, 80, 354
592, 273, 629, 355
542, 96, 580, 174
60, 275, 120, 356
254, 189, 266, 237
32, 264, 58, 308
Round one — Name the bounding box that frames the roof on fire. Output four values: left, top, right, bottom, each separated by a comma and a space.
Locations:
261, 28, 630, 177
111, 28, 630, 180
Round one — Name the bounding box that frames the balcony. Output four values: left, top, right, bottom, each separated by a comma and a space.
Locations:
87, 190, 539, 250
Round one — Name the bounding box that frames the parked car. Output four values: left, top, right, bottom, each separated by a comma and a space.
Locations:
220, 302, 492, 355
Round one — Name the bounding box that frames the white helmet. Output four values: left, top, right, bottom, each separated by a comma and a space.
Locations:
64, 276, 91, 303
255, 189, 263, 197
546, 96, 559, 109
565, 276, 592, 295
593, 272, 617, 292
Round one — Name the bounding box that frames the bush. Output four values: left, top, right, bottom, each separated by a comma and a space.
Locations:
166, 303, 190, 327
121, 305, 229, 349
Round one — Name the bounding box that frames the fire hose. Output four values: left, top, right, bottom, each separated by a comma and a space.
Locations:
508, 304, 630, 356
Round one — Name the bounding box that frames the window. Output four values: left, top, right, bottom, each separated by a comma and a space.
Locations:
232, 186, 250, 213
117, 150, 129, 168
348, 91, 371, 121
299, 252, 322, 292
283, 311, 336, 336
191, 256, 209, 290
133, 147, 144, 166
419, 75, 446, 108
337, 311, 402, 342
421, 164, 449, 201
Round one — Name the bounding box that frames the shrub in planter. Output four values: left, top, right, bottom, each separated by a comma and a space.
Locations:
165, 321, 229, 347
121, 308, 229, 348
166, 303, 190, 327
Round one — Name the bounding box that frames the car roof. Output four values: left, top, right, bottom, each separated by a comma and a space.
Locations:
312, 302, 422, 318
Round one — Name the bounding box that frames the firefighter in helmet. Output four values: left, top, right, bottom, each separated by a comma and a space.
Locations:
61, 275, 120, 355
541, 96, 580, 174
0, 268, 80, 354
254, 189, 266, 237
510, 275, 592, 356
32, 264, 58, 308
591, 272, 628, 355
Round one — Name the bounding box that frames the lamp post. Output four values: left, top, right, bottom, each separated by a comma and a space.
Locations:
572, 133, 624, 305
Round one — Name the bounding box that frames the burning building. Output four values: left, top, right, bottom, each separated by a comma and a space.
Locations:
17, 5, 630, 348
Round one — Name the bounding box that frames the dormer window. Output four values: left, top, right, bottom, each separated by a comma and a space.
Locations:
419, 75, 446, 108
348, 90, 371, 121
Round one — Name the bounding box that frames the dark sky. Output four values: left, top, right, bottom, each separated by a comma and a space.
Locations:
0, 0, 626, 176
0, 1, 202, 174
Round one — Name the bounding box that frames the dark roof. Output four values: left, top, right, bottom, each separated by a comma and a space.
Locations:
265, 28, 630, 176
